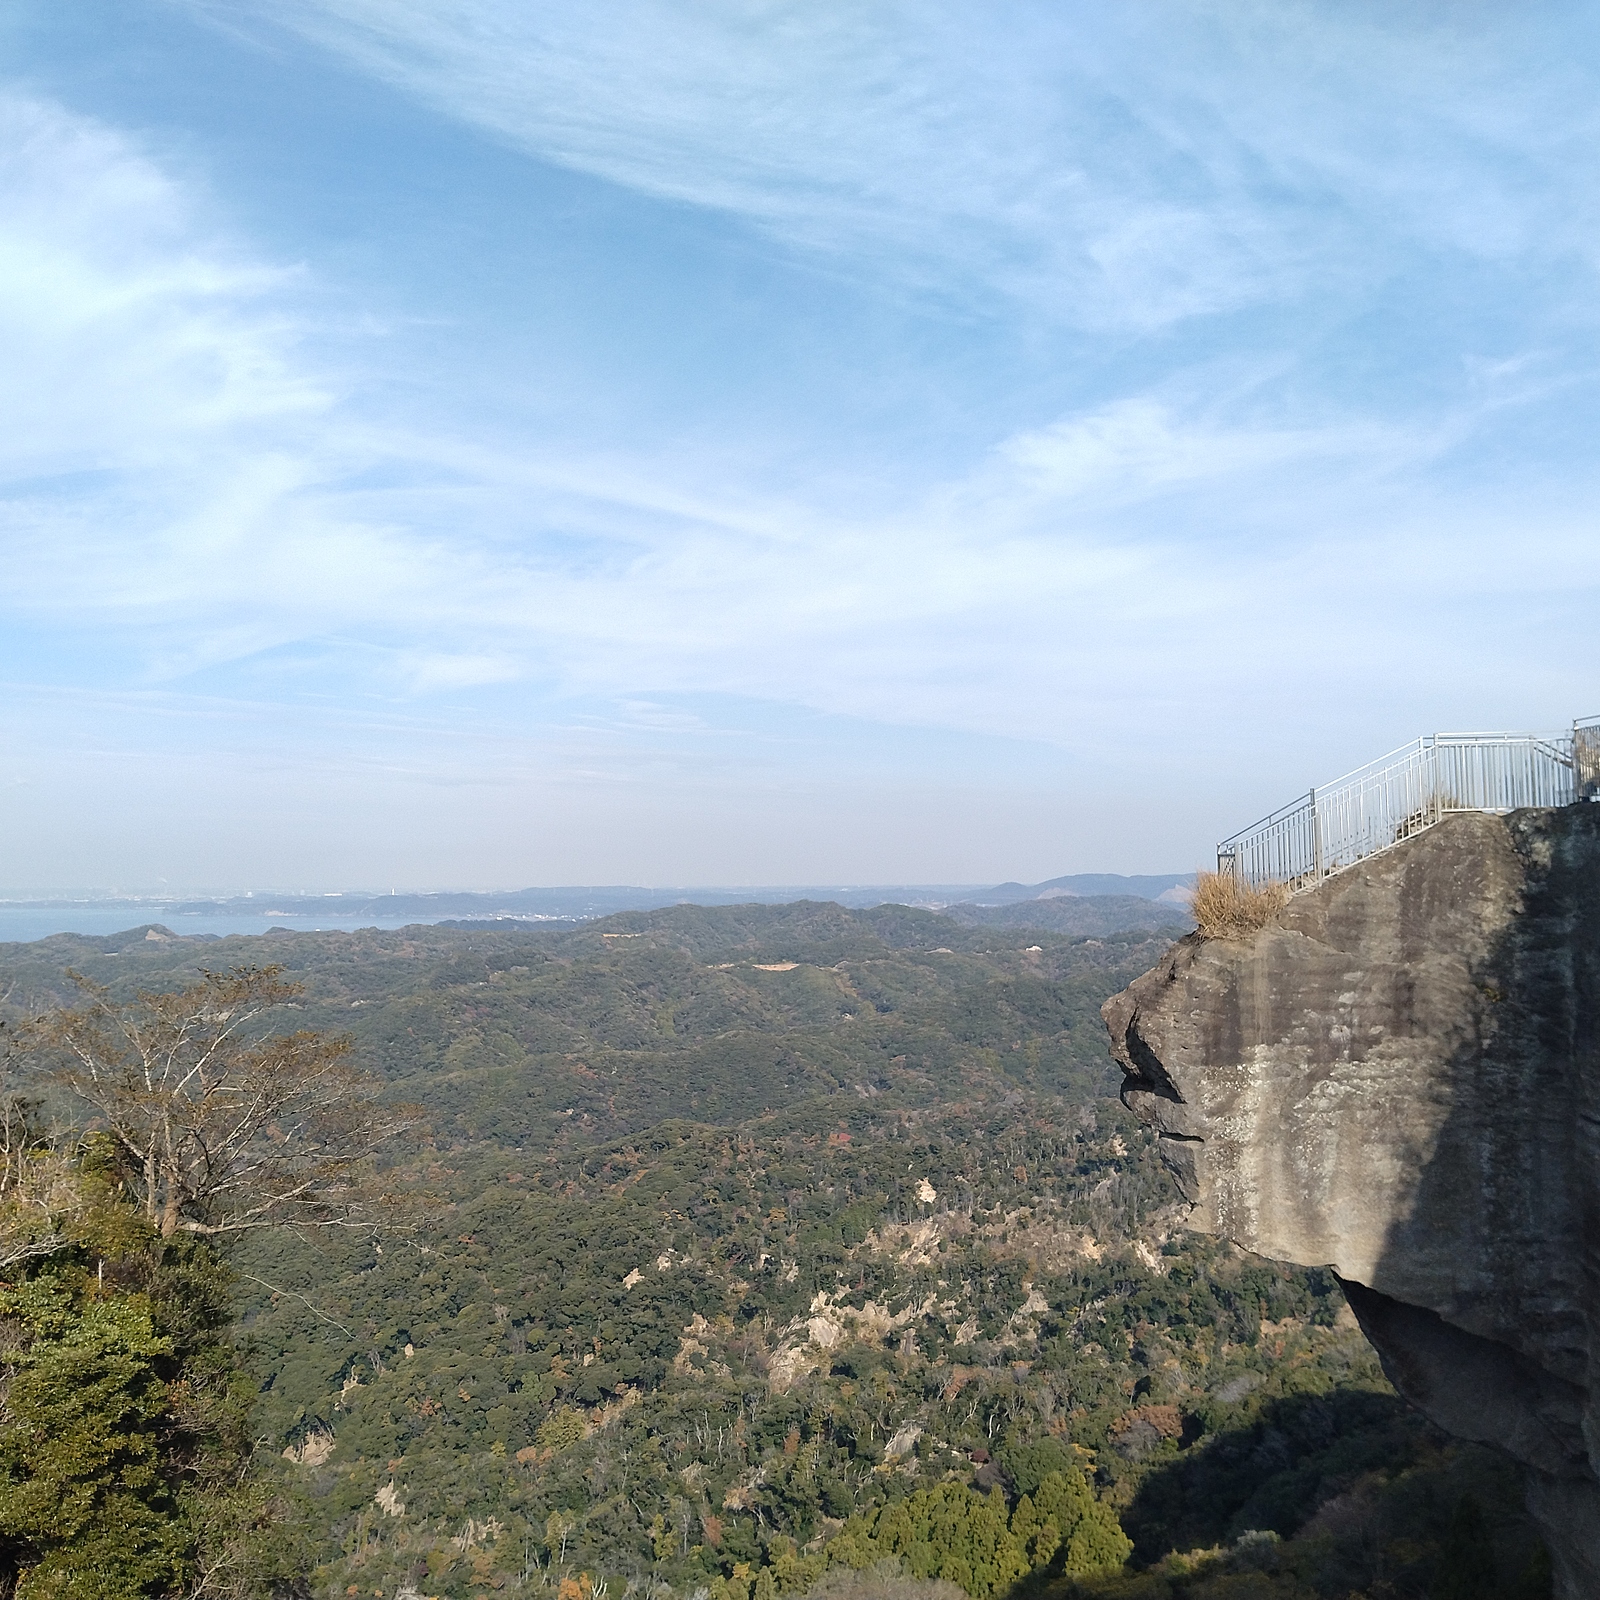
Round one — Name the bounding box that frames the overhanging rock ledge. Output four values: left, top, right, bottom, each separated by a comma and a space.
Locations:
1102, 806, 1600, 1598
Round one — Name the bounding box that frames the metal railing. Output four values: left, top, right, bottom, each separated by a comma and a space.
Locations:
1218, 721, 1597, 892
1578, 715, 1600, 802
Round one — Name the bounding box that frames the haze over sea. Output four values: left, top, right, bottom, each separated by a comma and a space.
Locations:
0, 871, 1196, 942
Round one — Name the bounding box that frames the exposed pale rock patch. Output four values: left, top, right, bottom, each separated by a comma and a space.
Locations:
282, 1428, 334, 1466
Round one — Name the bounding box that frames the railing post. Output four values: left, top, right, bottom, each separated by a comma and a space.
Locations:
1310, 788, 1322, 882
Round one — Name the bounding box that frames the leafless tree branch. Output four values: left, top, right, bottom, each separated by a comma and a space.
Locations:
17, 965, 418, 1239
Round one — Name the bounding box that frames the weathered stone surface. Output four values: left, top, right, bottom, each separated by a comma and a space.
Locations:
1102, 806, 1600, 1597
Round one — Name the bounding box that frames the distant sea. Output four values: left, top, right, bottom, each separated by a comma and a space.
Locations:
0, 873, 1192, 946
0, 887, 984, 945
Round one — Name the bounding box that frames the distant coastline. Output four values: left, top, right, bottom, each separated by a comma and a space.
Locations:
0, 872, 1195, 944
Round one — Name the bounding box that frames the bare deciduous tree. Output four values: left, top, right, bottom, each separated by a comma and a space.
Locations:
0, 1090, 81, 1267
20, 964, 414, 1238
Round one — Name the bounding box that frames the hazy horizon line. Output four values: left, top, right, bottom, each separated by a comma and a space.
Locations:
0, 870, 1198, 903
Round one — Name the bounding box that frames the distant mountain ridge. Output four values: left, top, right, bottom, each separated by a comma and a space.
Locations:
0, 876, 1197, 946
973, 872, 1195, 906
943, 894, 1191, 935
146, 872, 1196, 923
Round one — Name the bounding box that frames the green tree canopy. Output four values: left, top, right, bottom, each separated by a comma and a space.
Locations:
825, 1471, 1130, 1599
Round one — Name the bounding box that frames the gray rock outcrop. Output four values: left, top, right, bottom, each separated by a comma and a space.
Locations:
1102, 806, 1600, 1596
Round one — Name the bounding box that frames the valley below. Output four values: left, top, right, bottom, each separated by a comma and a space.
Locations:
0, 902, 1549, 1600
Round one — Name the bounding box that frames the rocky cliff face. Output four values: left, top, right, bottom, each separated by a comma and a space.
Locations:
1103, 806, 1600, 1597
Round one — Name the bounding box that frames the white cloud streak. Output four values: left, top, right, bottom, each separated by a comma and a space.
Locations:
3, 65, 1597, 890
189, 0, 1600, 329
0, 96, 324, 473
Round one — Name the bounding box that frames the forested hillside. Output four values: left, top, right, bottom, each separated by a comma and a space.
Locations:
939, 899, 1189, 936
0, 906, 1549, 1600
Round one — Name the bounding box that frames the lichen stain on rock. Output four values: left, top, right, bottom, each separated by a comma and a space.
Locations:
1103, 805, 1600, 1600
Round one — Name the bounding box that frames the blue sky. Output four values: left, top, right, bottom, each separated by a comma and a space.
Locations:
2, 1, 1597, 890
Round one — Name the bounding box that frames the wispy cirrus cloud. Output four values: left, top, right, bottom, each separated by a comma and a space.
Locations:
186, 0, 1600, 332
0, 83, 1580, 713
177, 0, 1304, 328
0, 95, 324, 475
6, 19, 1600, 889
0, 92, 1384, 730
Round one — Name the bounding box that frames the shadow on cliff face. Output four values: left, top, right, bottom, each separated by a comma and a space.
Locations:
1346, 806, 1600, 1596
1100, 804, 1600, 1599
1111, 1389, 1550, 1598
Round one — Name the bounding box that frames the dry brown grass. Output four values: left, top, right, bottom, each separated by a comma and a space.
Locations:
1191, 869, 1289, 938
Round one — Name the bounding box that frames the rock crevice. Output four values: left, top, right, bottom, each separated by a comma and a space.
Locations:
1103, 806, 1600, 1597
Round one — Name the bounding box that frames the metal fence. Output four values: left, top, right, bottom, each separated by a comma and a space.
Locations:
1578, 715, 1600, 802
1217, 724, 1595, 892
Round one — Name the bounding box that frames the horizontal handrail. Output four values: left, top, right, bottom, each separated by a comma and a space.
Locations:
1218, 721, 1592, 892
